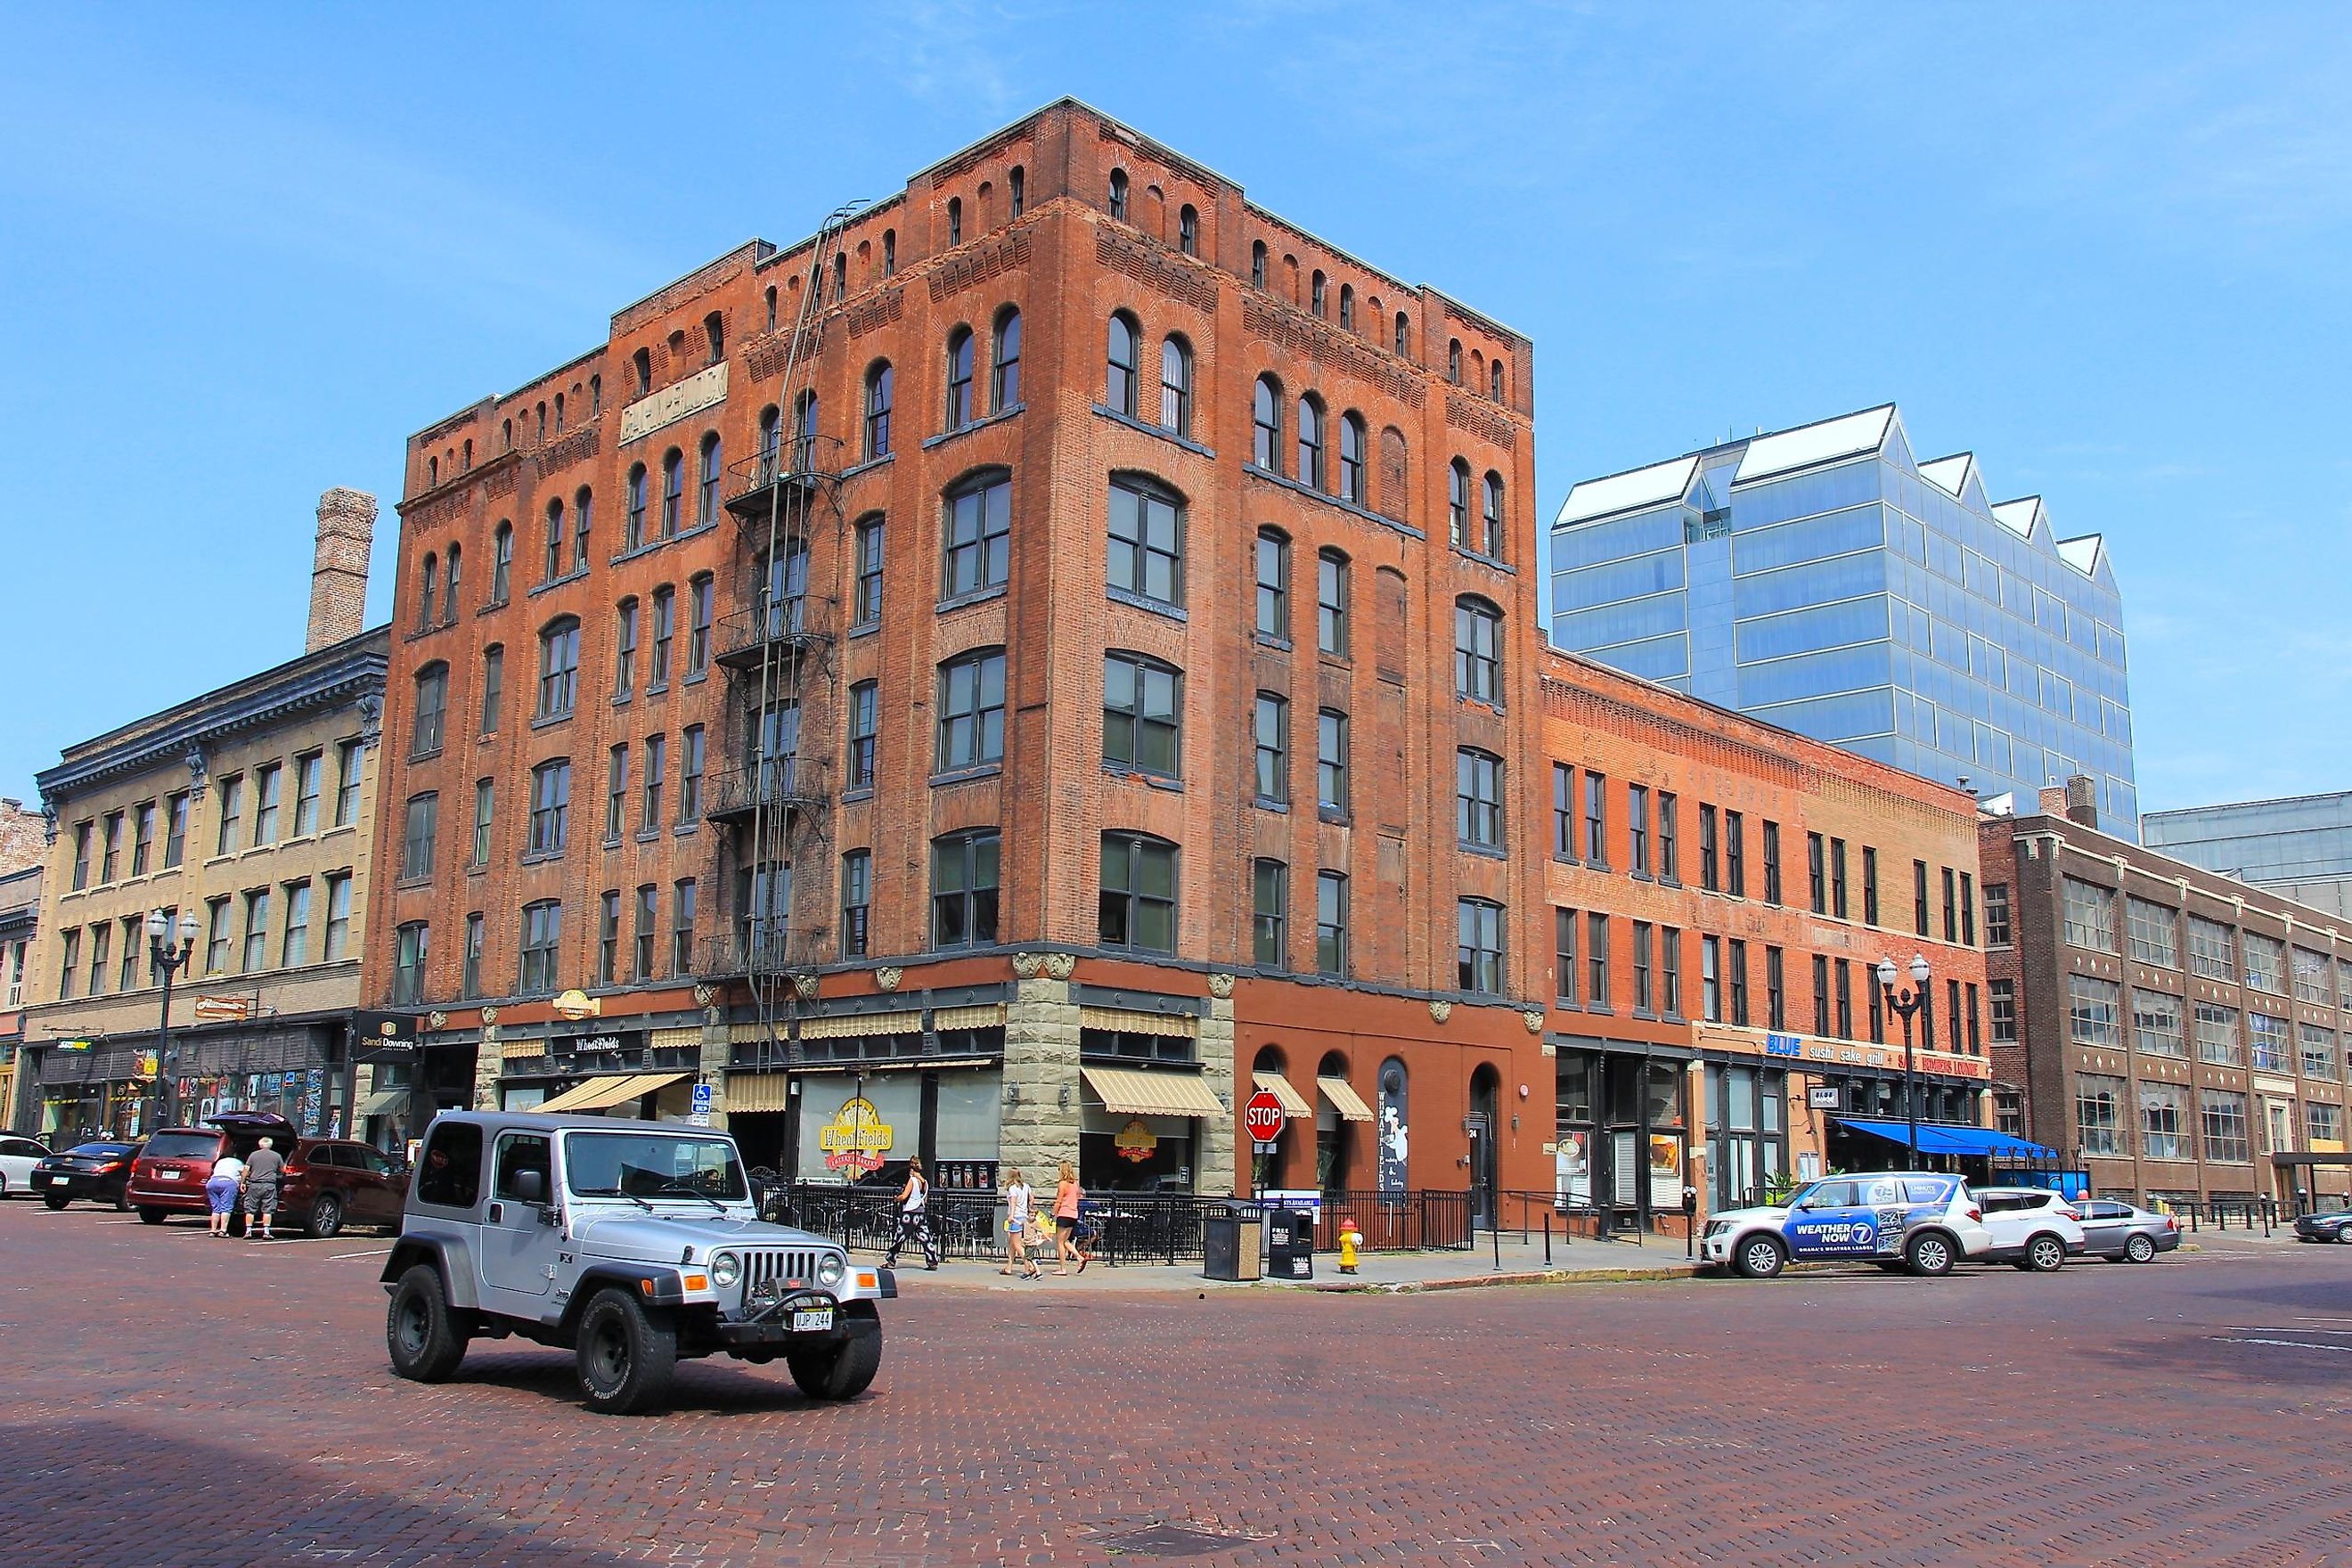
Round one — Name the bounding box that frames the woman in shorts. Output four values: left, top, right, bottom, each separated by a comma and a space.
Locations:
1052, 1161, 1091, 1275
204, 1150, 245, 1237
999, 1167, 1041, 1279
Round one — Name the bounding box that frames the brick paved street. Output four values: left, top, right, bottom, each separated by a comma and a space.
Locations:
4, 1202, 2351, 1567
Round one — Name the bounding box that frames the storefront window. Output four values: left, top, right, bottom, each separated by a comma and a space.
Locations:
1706, 1064, 1787, 1210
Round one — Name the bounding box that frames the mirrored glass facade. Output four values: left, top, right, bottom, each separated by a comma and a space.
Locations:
2143, 793, 2352, 919
1552, 407, 2137, 835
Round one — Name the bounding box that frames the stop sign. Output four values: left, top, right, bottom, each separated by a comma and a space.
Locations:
1242, 1090, 1287, 1144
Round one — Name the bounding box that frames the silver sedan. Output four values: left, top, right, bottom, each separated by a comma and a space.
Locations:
2074, 1198, 2181, 1262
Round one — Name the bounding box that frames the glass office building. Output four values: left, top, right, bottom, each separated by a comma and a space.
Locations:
1551, 404, 2137, 833
2143, 792, 2352, 919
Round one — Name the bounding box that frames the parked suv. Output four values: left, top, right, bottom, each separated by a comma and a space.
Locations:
1701, 1172, 1991, 1278
1972, 1187, 2087, 1271
127, 1112, 405, 1237
381, 1110, 893, 1415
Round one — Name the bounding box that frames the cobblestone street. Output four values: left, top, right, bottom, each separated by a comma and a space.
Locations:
4, 1204, 2350, 1566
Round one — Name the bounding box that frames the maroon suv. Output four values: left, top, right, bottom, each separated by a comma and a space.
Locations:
127, 1112, 406, 1237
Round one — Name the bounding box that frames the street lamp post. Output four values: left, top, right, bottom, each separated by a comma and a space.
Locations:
1875, 954, 1933, 1172
144, 909, 200, 1135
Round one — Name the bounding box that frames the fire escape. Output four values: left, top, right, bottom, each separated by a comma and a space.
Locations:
704, 203, 863, 1063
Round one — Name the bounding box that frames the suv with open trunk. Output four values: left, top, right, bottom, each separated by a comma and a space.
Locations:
126, 1112, 404, 1237
380, 1109, 893, 1414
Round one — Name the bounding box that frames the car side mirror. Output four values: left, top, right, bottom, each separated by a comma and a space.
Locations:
514, 1169, 544, 1205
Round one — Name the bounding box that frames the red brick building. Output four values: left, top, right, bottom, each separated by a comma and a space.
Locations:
365, 100, 1989, 1225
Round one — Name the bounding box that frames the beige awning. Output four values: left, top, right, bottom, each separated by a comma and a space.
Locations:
355, 1090, 407, 1117
725, 1073, 792, 1114
933, 1003, 1008, 1031
649, 1026, 704, 1051
1317, 1075, 1376, 1123
501, 1036, 546, 1060
798, 1011, 922, 1041
1253, 1071, 1312, 1118
1079, 1006, 1197, 1038
1082, 1066, 1225, 1118
539, 1071, 688, 1114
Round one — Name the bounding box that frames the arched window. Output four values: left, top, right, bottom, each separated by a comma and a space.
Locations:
427, 456, 437, 487
1454, 596, 1503, 704
543, 498, 566, 582
1394, 311, 1410, 356
882, 228, 895, 275
791, 389, 817, 470
764, 285, 778, 331
1108, 168, 1129, 221
946, 195, 962, 245
625, 463, 648, 550
443, 543, 461, 625
1482, 471, 1506, 558
1378, 426, 1409, 523
1310, 270, 1327, 315
704, 310, 723, 363
1317, 548, 1350, 655
1158, 337, 1192, 436
1106, 312, 1140, 415
1490, 360, 1507, 402
572, 488, 592, 570
417, 553, 438, 633
1178, 204, 1198, 256
1449, 458, 1472, 547
589, 373, 601, 415
1338, 282, 1354, 329
553, 391, 565, 432
757, 405, 781, 478
1252, 376, 1282, 470
1009, 165, 1025, 217
698, 431, 723, 526
1254, 527, 1290, 639
1338, 412, 1367, 504
632, 347, 651, 396
1098, 832, 1178, 953
501, 418, 512, 452
1447, 339, 1463, 383
660, 448, 683, 537
1251, 240, 1267, 289
864, 363, 894, 459
1295, 396, 1326, 490
831, 252, 846, 303
945, 326, 975, 429
491, 521, 513, 604
1107, 472, 1184, 608
942, 470, 1012, 597
537, 617, 582, 720
992, 306, 1022, 411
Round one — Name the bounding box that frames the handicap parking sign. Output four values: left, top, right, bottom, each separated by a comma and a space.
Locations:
691, 1081, 713, 1110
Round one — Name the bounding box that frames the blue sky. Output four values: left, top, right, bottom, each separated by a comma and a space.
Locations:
3, 3, 2345, 814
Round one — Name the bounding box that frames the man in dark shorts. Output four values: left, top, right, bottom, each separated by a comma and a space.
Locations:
243, 1136, 285, 1240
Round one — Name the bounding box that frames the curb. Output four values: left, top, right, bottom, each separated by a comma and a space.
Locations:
1276, 1264, 1703, 1294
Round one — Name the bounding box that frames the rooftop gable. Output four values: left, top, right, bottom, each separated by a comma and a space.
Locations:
1555, 455, 1700, 527
1732, 404, 1896, 485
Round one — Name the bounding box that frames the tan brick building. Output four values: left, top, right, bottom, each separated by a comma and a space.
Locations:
13, 494, 388, 1141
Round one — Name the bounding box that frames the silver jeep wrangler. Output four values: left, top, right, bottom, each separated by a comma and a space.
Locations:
380, 1110, 892, 1414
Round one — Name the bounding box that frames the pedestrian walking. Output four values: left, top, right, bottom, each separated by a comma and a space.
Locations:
1052, 1161, 1091, 1275
880, 1156, 940, 1271
204, 1149, 246, 1237
999, 1167, 1041, 1279
242, 1136, 285, 1241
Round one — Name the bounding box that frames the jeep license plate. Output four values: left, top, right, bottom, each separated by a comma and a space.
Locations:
791, 1308, 834, 1333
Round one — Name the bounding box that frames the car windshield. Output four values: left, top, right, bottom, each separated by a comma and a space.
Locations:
562, 1131, 747, 1201
69, 1143, 135, 1158
143, 1131, 221, 1160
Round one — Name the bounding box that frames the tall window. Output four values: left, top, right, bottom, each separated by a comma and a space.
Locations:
479, 645, 504, 735
1316, 709, 1350, 815
1449, 459, 1471, 545
334, 739, 365, 827
241, 890, 271, 974
1310, 270, 1327, 315
1454, 596, 1502, 702
519, 902, 561, 995
633, 885, 657, 978
1458, 900, 1504, 995
625, 464, 647, 551
1009, 166, 1025, 217
1554, 764, 1575, 859
1178, 203, 1197, 254
1480, 473, 1505, 557
679, 725, 704, 822
528, 760, 571, 856
1393, 311, 1410, 355
461, 912, 485, 998
1254, 529, 1290, 638
605, 745, 627, 840
1458, 749, 1503, 849
1338, 282, 1354, 328
698, 433, 723, 527
864, 362, 894, 458
1317, 871, 1350, 976
256, 764, 286, 845
945, 327, 976, 429
164, 792, 188, 869
1634, 922, 1655, 1013
936, 648, 1007, 770
1913, 859, 1930, 935
1253, 694, 1288, 804
1448, 339, 1463, 382
537, 618, 580, 718
471, 779, 494, 868
1295, 396, 1326, 489
1253, 859, 1287, 968
946, 195, 962, 243
942, 472, 1010, 596
1316, 550, 1349, 655
2062, 877, 2119, 952
281, 880, 313, 968
570, 490, 591, 570
932, 830, 1000, 948
1338, 413, 1367, 503
412, 665, 448, 755
1584, 772, 1608, 866
840, 852, 872, 959
853, 519, 886, 626
1099, 832, 1177, 952
1808, 832, 1826, 914
1588, 912, 1612, 1003
1657, 793, 1678, 882
1159, 338, 1192, 435
2075, 1075, 2125, 1156
1106, 313, 1140, 414
846, 682, 878, 792
418, 553, 439, 631
688, 576, 713, 675
1765, 945, 1785, 1030
1830, 838, 1848, 918
491, 520, 513, 602
1251, 240, 1267, 288
401, 792, 438, 880
660, 448, 682, 537
1103, 652, 1181, 777
992, 308, 1022, 410
1107, 168, 1129, 220
392, 922, 429, 1006
1730, 813, 1750, 899
1629, 784, 1650, 876
1107, 476, 1183, 606
1556, 909, 1580, 1006
641, 734, 666, 831
1862, 846, 1879, 925
649, 585, 675, 687
1252, 377, 1281, 470
614, 598, 639, 699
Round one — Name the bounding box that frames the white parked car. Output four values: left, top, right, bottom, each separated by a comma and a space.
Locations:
1971, 1187, 2087, 1271
0, 1135, 53, 1198
1701, 1172, 1993, 1278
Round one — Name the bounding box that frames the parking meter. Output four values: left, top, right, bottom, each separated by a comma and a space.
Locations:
1682, 1185, 1699, 1258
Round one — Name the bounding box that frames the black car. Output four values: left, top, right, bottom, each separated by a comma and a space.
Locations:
31, 1142, 143, 1210
2294, 1210, 2352, 1243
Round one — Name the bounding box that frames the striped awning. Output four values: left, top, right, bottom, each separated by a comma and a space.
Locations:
933, 1003, 1008, 1031
797, 1011, 922, 1041
726, 1073, 792, 1114
649, 1026, 704, 1051
1079, 1006, 1197, 1039
1082, 1066, 1224, 1118
1317, 1075, 1376, 1123
1252, 1071, 1312, 1118
500, 1036, 546, 1060
538, 1071, 688, 1114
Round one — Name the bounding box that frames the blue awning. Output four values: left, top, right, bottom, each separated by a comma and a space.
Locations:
1832, 1115, 2056, 1161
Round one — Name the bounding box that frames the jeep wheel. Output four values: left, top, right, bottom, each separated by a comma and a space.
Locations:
2124, 1232, 2158, 1264
387, 1263, 470, 1383
576, 1289, 676, 1416
788, 1332, 881, 1401
43, 1193, 69, 1211
306, 1193, 346, 1240
1734, 1234, 1786, 1280
136, 1207, 167, 1225
2022, 1234, 2067, 1273
1905, 1230, 1956, 1277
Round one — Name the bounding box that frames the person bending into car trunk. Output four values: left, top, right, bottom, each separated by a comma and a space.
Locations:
881, 1156, 941, 1271
242, 1136, 284, 1240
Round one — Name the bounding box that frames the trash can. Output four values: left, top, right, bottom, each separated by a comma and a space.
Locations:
1265, 1205, 1314, 1280
1203, 1206, 1265, 1282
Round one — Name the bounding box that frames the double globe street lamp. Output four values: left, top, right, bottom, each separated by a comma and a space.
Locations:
1874, 953, 1933, 1172
145, 909, 200, 1134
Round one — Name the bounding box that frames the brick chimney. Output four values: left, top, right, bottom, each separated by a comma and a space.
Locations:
2063, 773, 2099, 830
308, 488, 376, 651
2037, 785, 2069, 818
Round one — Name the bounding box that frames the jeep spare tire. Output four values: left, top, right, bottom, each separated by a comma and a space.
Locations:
575, 1288, 677, 1416
788, 1331, 881, 1401
387, 1263, 470, 1383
